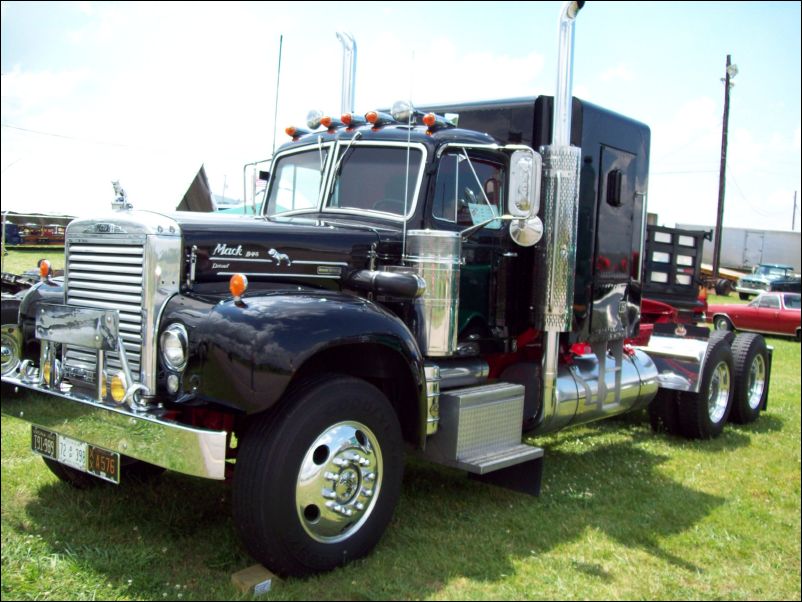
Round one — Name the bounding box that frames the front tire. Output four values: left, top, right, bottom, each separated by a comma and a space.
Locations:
233, 375, 404, 577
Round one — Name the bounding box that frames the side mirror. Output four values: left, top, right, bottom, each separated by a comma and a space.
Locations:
508, 148, 541, 218
507, 148, 544, 247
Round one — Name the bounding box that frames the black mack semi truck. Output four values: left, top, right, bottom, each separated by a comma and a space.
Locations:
1, 2, 771, 577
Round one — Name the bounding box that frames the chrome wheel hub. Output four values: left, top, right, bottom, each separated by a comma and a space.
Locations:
296, 421, 382, 543
1, 326, 22, 377
747, 354, 766, 410
708, 360, 731, 423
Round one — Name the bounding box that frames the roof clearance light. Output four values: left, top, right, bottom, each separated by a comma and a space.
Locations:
285, 126, 312, 139
423, 112, 454, 130
341, 113, 367, 128
230, 273, 248, 301
365, 111, 397, 127
320, 116, 345, 129
306, 109, 324, 129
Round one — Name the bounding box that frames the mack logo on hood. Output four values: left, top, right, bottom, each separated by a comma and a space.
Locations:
214, 243, 243, 257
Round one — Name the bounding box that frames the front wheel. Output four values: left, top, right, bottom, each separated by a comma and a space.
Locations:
233, 375, 404, 577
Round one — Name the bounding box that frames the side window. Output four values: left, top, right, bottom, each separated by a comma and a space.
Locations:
433, 151, 505, 229
266, 148, 328, 215
758, 295, 780, 309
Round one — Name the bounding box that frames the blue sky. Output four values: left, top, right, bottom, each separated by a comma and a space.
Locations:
2, 1, 800, 232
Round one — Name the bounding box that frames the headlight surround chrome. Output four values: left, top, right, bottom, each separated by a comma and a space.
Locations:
160, 323, 188, 372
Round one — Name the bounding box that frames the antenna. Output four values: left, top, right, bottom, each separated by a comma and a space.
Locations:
402, 51, 415, 259
271, 34, 284, 156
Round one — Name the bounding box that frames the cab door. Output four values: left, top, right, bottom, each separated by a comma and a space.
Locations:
428, 147, 509, 349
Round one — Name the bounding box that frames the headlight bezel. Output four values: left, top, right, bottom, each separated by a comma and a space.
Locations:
159, 323, 189, 372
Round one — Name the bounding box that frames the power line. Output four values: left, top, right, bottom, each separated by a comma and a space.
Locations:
1, 123, 129, 147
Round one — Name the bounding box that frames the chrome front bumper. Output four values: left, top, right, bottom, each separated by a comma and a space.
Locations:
1, 376, 228, 480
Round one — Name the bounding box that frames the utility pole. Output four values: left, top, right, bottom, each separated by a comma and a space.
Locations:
793, 191, 798, 231
712, 55, 738, 280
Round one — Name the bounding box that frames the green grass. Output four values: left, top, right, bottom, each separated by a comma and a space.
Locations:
1, 249, 65, 275
1, 259, 800, 599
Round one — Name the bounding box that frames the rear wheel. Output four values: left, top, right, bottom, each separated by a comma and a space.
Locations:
729, 333, 768, 424
233, 375, 404, 577
715, 279, 732, 296
738, 292, 750, 300
678, 336, 734, 439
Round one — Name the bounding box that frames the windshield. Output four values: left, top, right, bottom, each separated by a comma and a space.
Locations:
266, 148, 329, 216
755, 265, 792, 277
326, 145, 423, 217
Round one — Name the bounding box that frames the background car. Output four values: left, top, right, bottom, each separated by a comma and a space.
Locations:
707, 292, 801, 341
736, 263, 799, 300
768, 277, 801, 293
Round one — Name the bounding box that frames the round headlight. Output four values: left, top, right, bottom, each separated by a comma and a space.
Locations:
160, 324, 188, 371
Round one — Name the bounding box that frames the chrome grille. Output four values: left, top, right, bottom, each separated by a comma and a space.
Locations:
65, 242, 144, 380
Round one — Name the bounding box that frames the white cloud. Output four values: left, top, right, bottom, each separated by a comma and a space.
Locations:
599, 64, 634, 82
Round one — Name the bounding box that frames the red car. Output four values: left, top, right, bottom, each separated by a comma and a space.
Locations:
708, 292, 801, 341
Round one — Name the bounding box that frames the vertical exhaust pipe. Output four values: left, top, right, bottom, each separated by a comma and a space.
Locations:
553, 1, 584, 146
336, 32, 357, 114
537, 1, 585, 434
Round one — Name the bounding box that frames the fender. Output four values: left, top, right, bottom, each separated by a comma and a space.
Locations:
162, 289, 427, 420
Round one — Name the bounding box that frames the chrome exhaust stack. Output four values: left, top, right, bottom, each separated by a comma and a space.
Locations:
537, 1, 584, 433
336, 32, 357, 114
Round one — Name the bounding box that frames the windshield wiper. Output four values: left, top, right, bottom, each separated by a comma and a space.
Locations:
333, 130, 363, 176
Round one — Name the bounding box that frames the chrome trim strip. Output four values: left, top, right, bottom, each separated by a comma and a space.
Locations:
217, 272, 341, 280
1, 377, 227, 479
292, 260, 350, 266
424, 363, 441, 435
209, 257, 349, 267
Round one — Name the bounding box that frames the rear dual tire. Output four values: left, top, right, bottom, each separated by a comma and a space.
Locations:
729, 333, 768, 424
677, 335, 734, 439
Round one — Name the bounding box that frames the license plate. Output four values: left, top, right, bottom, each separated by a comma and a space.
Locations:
32, 426, 120, 484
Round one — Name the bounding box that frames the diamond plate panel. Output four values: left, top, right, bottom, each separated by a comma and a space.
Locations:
539, 145, 581, 332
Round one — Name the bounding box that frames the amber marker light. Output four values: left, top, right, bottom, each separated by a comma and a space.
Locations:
230, 273, 249, 301
39, 259, 52, 281
365, 111, 379, 124
285, 126, 298, 136
423, 113, 437, 127
321, 116, 332, 128
110, 372, 127, 403
341, 113, 352, 126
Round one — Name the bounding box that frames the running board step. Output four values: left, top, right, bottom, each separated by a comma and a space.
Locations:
456, 443, 543, 475
423, 381, 539, 473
